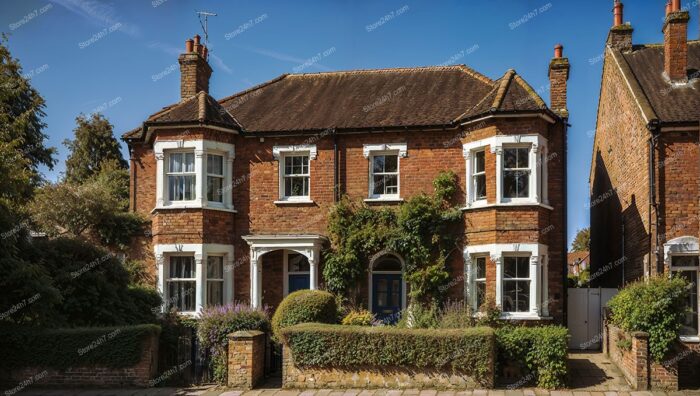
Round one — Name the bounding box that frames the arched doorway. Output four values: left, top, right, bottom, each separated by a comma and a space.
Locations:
369, 253, 406, 322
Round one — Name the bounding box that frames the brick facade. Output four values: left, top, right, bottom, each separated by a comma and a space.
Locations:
124, 37, 568, 325
227, 330, 266, 390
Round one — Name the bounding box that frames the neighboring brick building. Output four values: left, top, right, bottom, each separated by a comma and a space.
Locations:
123, 33, 569, 324
590, 0, 700, 387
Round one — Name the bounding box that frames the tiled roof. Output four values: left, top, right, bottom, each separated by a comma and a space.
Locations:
619, 41, 700, 123
122, 91, 242, 139
123, 65, 552, 139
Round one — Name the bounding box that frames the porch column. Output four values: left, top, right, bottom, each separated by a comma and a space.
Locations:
195, 254, 204, 312
531, 255, 541, 316
250, 248, 262, 309
308, 247, 319, 290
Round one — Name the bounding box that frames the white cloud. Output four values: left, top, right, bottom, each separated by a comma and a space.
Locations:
49, 0, 140, 37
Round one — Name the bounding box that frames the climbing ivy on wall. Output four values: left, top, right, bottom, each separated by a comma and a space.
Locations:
323, 171, 462, 306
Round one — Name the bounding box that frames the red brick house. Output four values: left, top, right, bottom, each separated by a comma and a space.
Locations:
123, 34, 569, 324
589, 0, 700, 385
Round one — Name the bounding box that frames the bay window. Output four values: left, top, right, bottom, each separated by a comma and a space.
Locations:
206, 256, 224, 307
664, 236, 700, 340
502, 255, 531, 313
462, 135, 549, 208
166, 256, 196, 312
154, 140, 235, 211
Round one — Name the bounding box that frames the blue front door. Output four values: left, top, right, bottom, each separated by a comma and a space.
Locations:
288, 274, 310, 294
372, 274, 402, 322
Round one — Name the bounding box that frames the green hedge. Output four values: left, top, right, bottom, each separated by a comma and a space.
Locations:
495, 326, 568, 389
0, 324, 160, 369
281, 323, 494, 383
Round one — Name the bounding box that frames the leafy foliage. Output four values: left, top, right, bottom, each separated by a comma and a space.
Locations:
0, 35, 56, 200
495, 326, 569, 389
271, 290, 337, 341
341, 309, 375, 326
197, 302, 270, 384
570, 227, 590, 252
397, 303, 439, 329
63, 113, 128, 184
607, 275, 689, 362
324, 171, 462, 306
18, 237, 161, 327
0, 324, 161, 369
281, 323, 495, 386
438, 300, 476, 328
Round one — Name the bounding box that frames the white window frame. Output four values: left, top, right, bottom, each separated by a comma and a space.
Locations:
206, 255, 225, 307
165, 254, 197, 313
501, 145, 532, 203
166, 151, 196, 202
155, 243, 235, 316
466, 254, 488, 311
363, 143, 407, 202
273, 145, 317, 203
664, 236, 700, 342
283, 250, 311, 296
464, 243, 548, 319
154, 140, 235, 212
206, 153, 225, 203
462, 135, 549, 209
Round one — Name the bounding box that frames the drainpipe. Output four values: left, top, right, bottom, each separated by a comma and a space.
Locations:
333, 128, 339, 202
130, 146, 137, 212
648, 123, 661, 278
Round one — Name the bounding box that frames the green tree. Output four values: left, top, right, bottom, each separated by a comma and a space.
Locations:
63, 113, 127, 184
571, 227, 590, 252
0, 35, 56, 202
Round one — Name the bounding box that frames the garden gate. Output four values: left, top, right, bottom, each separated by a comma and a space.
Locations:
567, 287, 618, 350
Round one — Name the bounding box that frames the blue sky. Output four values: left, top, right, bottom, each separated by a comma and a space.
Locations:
2, 0, 699, 247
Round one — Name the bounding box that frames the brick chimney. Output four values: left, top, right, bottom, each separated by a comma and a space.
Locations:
548, 44, 570, 118
607, 1, 633, 52
663, 0, 690, 83
178, 34, 212, 100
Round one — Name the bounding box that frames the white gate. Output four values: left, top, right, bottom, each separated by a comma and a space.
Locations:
567, 288, 618, 350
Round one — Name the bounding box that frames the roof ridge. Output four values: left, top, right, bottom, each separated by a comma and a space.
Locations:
512, 73, 547, 109
286, 64, 494, 84
491, 69, 515, 110
149, 93, 199, 122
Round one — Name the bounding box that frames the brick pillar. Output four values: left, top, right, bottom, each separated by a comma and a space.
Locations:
548, 45, 570, 119
631, 331, 650, 390
663, 10, 689, 82
227, 330, 266, 390
178, 35, 212, 100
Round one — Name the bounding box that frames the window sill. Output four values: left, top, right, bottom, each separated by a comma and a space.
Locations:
680, 336, 700, 343
152, 203, 237, 213
274, 199, 315, 205
364, 198, 404, 204
500, 313, 553, 321
461, 202, 554, 211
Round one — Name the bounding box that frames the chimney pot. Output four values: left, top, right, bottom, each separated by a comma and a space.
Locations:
185, 38, 194, 53
194, 34, 201, 45
666, 1, 672, 16
671, 0, 681, 11
613, 1, 623, 27
202, 46, 208, 59
554, 44, 563, 58
179, 34, 212, 99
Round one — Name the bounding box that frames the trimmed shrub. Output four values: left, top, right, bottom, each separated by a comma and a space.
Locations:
0, 324, 160, 369
397, 303, 439, 328
607, 275, 689, 362
197, 302, 270, 385
341, 309, 374, 326
495, 326, 568, 389
281, 323, 494, 385
271, 290, 337, 340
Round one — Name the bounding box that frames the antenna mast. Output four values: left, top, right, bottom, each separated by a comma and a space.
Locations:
196, 10, 217, 47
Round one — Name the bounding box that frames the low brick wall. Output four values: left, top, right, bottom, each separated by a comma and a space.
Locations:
2, 331, 159, 390
227, 330, 266, 390
603, 321, 700, 390
281, 346, 493, 389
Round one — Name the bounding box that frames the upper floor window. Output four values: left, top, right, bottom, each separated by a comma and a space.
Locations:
168, 152, 196, 201
473, 150, 486, 201
463, 135, 549, 209
283, 155, 310, 198
371, 154, 399, 197
207, 154, 224, 203
273, 145, 317, 203
503, 147, 530, 199
154, 139, 235, 211
363, 143, 407, 201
